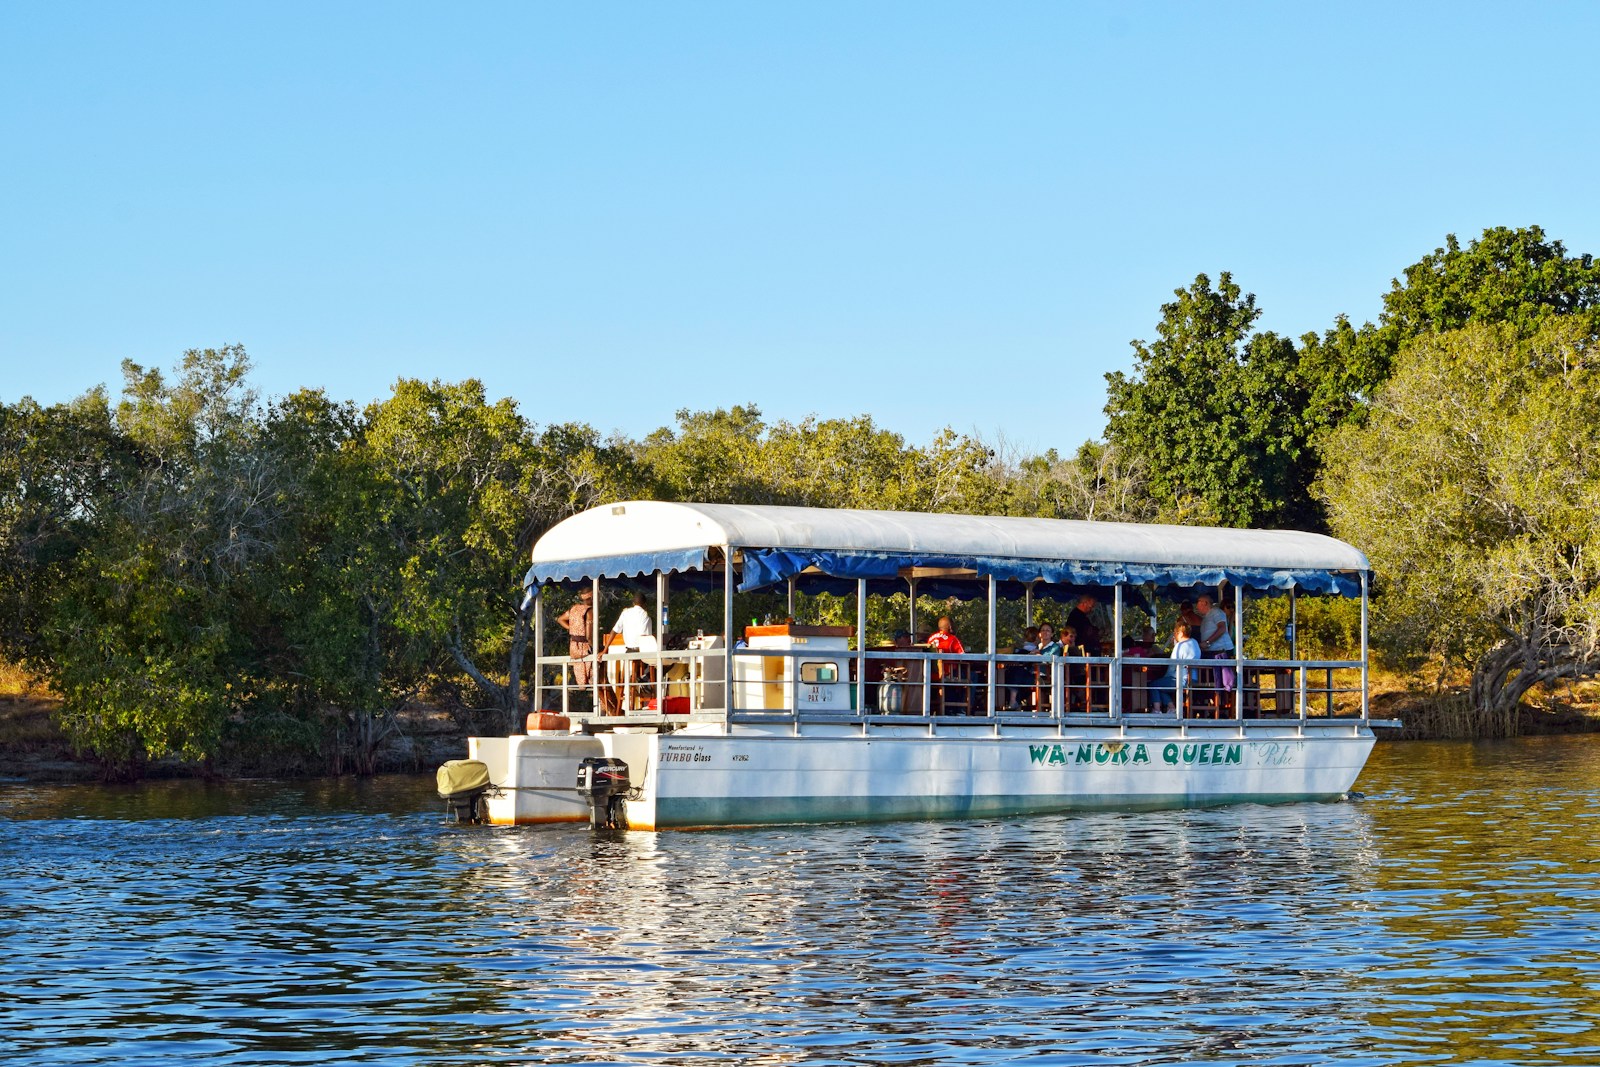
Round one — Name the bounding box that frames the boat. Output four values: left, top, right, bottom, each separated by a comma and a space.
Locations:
441, 501, 1390, 829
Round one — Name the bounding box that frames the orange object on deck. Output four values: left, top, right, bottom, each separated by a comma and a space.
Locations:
526, 711, 572, 733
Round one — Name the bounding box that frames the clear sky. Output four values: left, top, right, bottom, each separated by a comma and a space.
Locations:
3, 1, 1597, 453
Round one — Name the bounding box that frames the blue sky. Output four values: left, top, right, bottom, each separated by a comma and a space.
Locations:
3, 1, 1597, 453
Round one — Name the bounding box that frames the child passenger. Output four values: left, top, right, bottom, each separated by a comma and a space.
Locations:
1150, 622, 1202, 714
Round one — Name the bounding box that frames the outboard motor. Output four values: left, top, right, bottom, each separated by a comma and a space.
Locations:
436, 759, 493, 824
576, 756, 631, 830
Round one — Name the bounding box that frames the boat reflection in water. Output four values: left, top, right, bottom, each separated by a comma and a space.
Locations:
431, 797, 1385, 1061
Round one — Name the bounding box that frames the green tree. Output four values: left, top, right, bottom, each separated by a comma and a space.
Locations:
1103, 272, 1318, 529
0, 389, 132, 669
1318, 320, 1600, 718
1379, 225, 1600, 340
38, 347, 289, 768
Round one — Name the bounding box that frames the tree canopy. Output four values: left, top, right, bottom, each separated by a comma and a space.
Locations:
6, 223, 1600, 765
1318, 320, 1600, 714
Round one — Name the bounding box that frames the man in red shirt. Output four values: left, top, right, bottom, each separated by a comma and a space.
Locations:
927, 616, 967, 714
926, 615, 964, 655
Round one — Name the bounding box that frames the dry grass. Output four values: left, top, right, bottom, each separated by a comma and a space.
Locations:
1367, 666, 1600, 739
0, 660, 42, 698
0, 660, 65, 750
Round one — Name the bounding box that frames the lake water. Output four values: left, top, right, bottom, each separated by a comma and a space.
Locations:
4, 737, 1600, 1066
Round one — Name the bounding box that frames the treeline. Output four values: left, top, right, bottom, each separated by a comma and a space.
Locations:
3, 225, 1598, 771
0, 358, 1160, 774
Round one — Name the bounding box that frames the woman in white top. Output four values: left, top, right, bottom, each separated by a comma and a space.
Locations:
1162, 621, 1202, 715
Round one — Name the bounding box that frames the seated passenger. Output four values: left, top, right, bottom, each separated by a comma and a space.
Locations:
1036, 622, 1062, 658
1018, 626, 1041, 654
1006, 626, 1042, 708
1156, 621, 1202, 714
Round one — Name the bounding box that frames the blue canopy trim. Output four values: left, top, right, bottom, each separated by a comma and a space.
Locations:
739, 547, 1361, 597
525, 547, 708, 587
524, 545, 1362, 597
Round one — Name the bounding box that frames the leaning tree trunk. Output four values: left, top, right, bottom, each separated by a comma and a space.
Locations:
448, 597, 534, 733
1470, 624, 1600, 737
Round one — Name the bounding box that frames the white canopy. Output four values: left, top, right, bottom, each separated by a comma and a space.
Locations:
530, 501, 1367, 594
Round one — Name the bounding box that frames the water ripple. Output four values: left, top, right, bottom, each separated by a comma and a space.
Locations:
5, 737, 1600, 1064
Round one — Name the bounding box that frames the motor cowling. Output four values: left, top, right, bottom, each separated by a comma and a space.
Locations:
437, 759, 493, 824
576, 756, 631, 830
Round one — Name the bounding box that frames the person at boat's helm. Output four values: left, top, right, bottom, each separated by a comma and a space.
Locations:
611, 591, 653, 650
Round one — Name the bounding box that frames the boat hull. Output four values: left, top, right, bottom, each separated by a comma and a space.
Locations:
470, 723, 1376, 830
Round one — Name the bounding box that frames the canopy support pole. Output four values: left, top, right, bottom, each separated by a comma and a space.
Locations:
908, 577, 919, 640
532, 585, 544, 723
1360, 571, 1370, 720
986, 575, 998, 717
856, 578, 868, 718
787, 576, 796, 622
656, 571, 667, 709
1234, 582, 1245, 720
1112, 585, 1123, 720
1289, 586, 1299, 658
1025, 583, 1034, 626
591, 576, 602, 715
723, 552, 736, 716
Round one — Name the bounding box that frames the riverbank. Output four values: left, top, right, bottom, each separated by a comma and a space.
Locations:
5, 680, 1598, 783
0, 691, 499, 783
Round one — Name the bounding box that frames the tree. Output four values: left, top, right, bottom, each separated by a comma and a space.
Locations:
1103, 272, 1320, 529
38, 347, 290, 768
995, 440, 1161, 524
1379, 225, 1600, 340
1318, 320, 1600, 718
0, 389, 132, 668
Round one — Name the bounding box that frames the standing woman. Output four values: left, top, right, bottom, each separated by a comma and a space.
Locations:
555, 587, 595, 688
1194, 593, 1236, 712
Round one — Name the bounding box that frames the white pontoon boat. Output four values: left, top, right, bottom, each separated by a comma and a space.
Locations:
444, 501, 1389, 829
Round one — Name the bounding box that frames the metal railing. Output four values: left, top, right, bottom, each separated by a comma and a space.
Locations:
534, 646, 1369, 726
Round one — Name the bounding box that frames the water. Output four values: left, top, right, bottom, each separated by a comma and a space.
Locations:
4, 738, 1600, 1066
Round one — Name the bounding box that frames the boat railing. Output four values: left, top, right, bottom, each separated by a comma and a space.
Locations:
535, 645, 1369, 727
535, 646, 728, 721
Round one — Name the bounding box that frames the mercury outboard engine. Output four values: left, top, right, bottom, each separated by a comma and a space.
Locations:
436, 759, 493, 824
576, 756, 631, 830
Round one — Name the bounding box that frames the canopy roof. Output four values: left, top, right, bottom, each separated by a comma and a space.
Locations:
528, 501, 1369, 596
